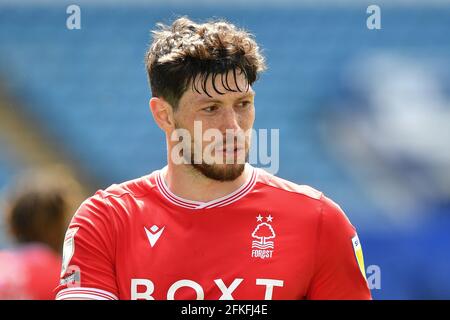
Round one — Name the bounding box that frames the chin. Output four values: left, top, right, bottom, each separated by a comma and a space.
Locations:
192, 163, 246, 182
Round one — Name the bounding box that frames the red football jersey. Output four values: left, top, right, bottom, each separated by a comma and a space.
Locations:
0, 244, 61, 299
55, 165, 371, 300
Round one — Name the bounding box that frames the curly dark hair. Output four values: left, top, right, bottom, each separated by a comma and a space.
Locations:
145, 16, 266, 109
3, 168, 84, 254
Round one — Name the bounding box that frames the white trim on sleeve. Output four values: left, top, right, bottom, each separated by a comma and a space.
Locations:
56, 287, 118, 300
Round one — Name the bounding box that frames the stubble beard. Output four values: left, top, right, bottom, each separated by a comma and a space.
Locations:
190, 152, 248, 182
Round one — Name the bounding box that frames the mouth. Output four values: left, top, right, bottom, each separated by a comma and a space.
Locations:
222, 146, 244, 153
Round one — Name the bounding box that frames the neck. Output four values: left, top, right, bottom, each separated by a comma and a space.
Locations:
162, 163, 251, 203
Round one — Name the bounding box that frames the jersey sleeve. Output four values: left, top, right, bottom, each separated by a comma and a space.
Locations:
54, 191, 118, 300
306, 195, 372, 300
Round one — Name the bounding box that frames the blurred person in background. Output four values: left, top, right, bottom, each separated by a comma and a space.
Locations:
0, 167, 83, 299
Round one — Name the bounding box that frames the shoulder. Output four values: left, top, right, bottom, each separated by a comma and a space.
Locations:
69, 170, 159, 225
255, 168, 352, 225
101, 171, 158, 200
255, 167, 323, 201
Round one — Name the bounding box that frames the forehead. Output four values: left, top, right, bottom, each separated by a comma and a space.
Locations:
181, 69, 255, 105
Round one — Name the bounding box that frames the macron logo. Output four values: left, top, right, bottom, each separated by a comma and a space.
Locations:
144, 225, 165, 248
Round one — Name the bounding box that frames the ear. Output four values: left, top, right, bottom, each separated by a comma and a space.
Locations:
149, 97, 175, 132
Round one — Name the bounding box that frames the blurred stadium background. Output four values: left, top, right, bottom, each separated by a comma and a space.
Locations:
0, 0, 449, 299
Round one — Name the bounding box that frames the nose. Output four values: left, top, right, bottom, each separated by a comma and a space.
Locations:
220, 108, 241, 133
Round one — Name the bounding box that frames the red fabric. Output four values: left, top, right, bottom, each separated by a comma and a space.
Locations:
0, 244, 61, 299
55, 166, 371, 300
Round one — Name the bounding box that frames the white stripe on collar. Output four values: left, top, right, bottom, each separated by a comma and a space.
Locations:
156, 165, 257, 210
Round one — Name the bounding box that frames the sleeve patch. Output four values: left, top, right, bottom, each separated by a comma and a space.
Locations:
61, 227, 79, 277
351, 234, 367, 280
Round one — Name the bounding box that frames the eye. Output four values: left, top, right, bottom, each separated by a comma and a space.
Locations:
237, 101, 252, 108
202, 105, 219, 113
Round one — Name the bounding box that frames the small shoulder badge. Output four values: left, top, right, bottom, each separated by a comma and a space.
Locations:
61, 227, 79, 277
351, 234, 367, 280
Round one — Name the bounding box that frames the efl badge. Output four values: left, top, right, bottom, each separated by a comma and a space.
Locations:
351, 234, 367, 280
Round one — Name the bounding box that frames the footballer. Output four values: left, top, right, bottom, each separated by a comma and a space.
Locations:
55, 17, 371, 300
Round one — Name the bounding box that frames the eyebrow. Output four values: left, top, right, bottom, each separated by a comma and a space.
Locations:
195, 93, 254, 105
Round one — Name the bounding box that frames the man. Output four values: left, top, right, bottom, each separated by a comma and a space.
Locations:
55, 17, 371, 300
0, 168, 81, 299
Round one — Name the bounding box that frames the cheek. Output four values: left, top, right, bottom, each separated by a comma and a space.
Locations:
174, 111, 194, 129
195, 116, 222, 131
240, 108, 255, 129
